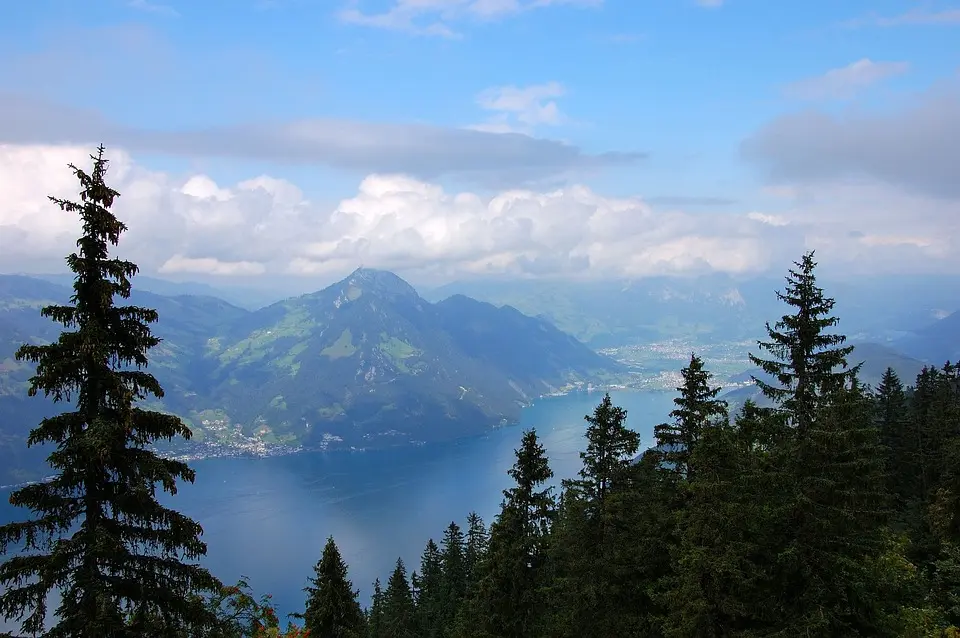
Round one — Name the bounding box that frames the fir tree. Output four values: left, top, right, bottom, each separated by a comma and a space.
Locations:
439, 521, 467, 630
654, 354, 728, 481
367, 578, 385, 638
472, 429, 555, 638
300, 536, 364, 637
775, 382, 893, 634
382, 558, 417, 638
462, 512, 488, 591
571, 392, 639, 510
415, 539, 443, 638
749, 251, 859, 438
0, 146, 220, 637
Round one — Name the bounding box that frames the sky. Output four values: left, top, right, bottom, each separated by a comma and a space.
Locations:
0, 0, 958, 291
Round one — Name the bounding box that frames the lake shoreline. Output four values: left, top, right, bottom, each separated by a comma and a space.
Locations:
0, 388, 675, 492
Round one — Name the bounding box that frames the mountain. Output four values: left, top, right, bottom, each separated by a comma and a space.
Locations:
28, 272, 285, 310
893, 310, 960, 364
0, 269, 624, 485
426, 274, 960, 347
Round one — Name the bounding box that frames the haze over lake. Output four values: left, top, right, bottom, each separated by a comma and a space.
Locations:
0, 390, 675, 626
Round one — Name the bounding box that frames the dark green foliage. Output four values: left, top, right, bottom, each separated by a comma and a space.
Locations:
439, 522, 467, 631
366, 578, 385, 638
414, 539, 443, 637
382, 558, 417, 638
655, 354, 728, 480
749, 251, 859, 437
469, 429, 555, 638
300, 536, 364, 637
0, 147, 220, 637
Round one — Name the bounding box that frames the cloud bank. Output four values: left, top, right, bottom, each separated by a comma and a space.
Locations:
2, 144, 956, 288
0, 94, 639, 189
743, 73, 960, 200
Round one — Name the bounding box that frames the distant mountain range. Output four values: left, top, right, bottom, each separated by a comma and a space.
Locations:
0, 269, 624, 485
426, 274, 960, 349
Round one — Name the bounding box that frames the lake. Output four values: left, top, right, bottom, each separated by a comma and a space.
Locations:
0, 390, 676, 629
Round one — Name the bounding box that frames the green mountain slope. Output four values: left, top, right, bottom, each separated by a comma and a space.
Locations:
0, 269, 624, 484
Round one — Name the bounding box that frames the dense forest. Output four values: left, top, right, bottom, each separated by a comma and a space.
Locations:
1, 150, 959, 637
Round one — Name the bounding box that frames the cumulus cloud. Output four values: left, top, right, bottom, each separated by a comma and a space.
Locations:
339, 0, 602, 37
469, 82, 567, 134
0, 94, 640, 188
742, 73, 960, 200
783, 59, 910, 101
3, 144, 957, 286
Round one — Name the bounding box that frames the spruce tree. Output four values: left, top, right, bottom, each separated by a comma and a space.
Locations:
300, 536, 364, 637
571, 392, 639, 510
367, 578, 385, 638
749, 251, 859, 438
472, 429, 555, 638
654, 354, 727, 481
415, 539, 443, 638
0, 146, 220, 637
439, 521, 467, 630
462, 512, 488, 591
382, 558, 417, 638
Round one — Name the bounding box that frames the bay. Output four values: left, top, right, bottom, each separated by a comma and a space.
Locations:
0, 390, 676, 629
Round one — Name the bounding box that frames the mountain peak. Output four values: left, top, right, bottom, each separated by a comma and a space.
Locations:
339, 267, 420, 300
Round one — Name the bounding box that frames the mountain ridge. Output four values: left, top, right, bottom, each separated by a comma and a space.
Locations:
0, 269, 625, 484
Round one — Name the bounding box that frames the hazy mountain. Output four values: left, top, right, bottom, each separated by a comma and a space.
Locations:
0, 269, 623, 484
26, 273, 286, 310
426, 274, 960, 347
893, 311, 960, 365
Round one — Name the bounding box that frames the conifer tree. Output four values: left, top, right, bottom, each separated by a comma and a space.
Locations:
415, 539, 443, 638
570, 393, 639, 510
300, 536, 364, 637
439, 521, 467, 630
875, 368, 914, 507
0, 146, 220, 637
472, 429, 555, 638
462, 512, 488, 591
367, 578, 385, 638
654, 354, 727, 481
382, 558, 417, 638
749, 251, 859, 437
775, 382, 893, 634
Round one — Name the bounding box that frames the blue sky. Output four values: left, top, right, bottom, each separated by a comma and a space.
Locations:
0, 0, 958, 287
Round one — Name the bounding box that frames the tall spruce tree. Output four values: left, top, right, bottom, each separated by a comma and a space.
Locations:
654, 354, 728, 481
300, 536, 364, 637
571, 393, 639, 510
382, 558, 417, 638
415, 539, 443, 638
439, 521, 467, 630
749, 251, 859, 438
472, 428, 555, 638
0, 146, 219, 637
462, 512, 488, 591
367, 578, 385, 638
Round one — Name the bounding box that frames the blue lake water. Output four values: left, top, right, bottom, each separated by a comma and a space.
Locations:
0, 390, 676, 629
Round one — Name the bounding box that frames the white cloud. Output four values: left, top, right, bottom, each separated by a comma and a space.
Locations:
0, 144, 956, 287
339, 0, 601, 37
469, 82, 567, 134
783, 59, 910, 101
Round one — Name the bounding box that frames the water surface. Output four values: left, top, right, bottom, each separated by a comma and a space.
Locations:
0, 390, 676, 628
